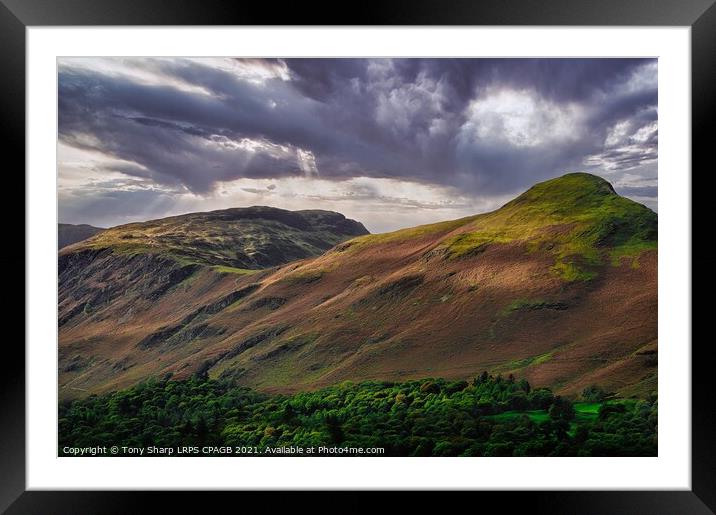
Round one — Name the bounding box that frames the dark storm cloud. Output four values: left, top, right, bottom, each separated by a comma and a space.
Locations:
281, 58, 650, 106
58, 57, 657, 198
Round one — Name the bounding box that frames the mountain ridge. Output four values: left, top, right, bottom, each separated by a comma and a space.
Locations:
61, 205, 369, 270
58, 173, 657, 400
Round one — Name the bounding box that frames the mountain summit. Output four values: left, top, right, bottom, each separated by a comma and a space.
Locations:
58, 174, 657, 400
409, 172, 657, 280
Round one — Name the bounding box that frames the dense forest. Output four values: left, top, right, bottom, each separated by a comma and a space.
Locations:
59, 374, 657, 457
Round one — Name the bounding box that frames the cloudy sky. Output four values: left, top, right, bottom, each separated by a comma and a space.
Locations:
58, 58, 657, 233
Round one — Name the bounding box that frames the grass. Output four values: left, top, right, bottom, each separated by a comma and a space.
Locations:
533, 353, 553, 365
435, 173, 657, 281
282, 269, 325, 285
501, 352, 554, 371
487, 410, 552, 423
573, 402, 602, 415
445, 233, 510, 258
609, 240, 658, 267
345, 215, 482, 249
212, 265, 258, 275
506, 298, 548, 312
551, 261, 597, 282
495, 298, 568, 334
487, 402, 604, 427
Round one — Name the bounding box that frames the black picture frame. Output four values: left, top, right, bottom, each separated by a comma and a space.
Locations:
3, 0, 713, 512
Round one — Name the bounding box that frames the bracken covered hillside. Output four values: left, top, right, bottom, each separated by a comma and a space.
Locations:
58, 173, 657, 400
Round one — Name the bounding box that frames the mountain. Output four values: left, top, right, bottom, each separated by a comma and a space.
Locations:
60, 206, 369, 269
58, 223, 104, 249
58, 174, 657, 400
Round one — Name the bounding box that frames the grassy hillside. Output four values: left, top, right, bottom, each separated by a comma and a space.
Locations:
351, 173, 656, 280
58, 173, 657, 401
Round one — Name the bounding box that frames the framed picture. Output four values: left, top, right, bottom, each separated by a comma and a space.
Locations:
5, 0, 713, 511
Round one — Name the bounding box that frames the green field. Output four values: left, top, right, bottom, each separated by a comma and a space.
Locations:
486, 401, 619, 435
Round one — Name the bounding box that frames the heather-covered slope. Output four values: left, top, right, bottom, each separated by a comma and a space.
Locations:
59, 174, 657, 400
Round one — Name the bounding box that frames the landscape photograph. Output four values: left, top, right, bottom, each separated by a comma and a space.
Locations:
58, 57, 658, 457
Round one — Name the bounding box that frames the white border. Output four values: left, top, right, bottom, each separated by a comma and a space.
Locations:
27, 27, 691, 490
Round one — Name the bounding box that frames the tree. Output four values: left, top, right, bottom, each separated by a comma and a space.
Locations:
549, 396, 575, 421
473, 371, 489, 386
581, 385, 607, 402
597, 403, 626, 421
325, 413, 344, 444
509, 391, 529, 411
280, 403, 296, 422
194, 415, 209, 444
528, 389, 554, 410
517, 379, 531, 394
58, 372, 656, 458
